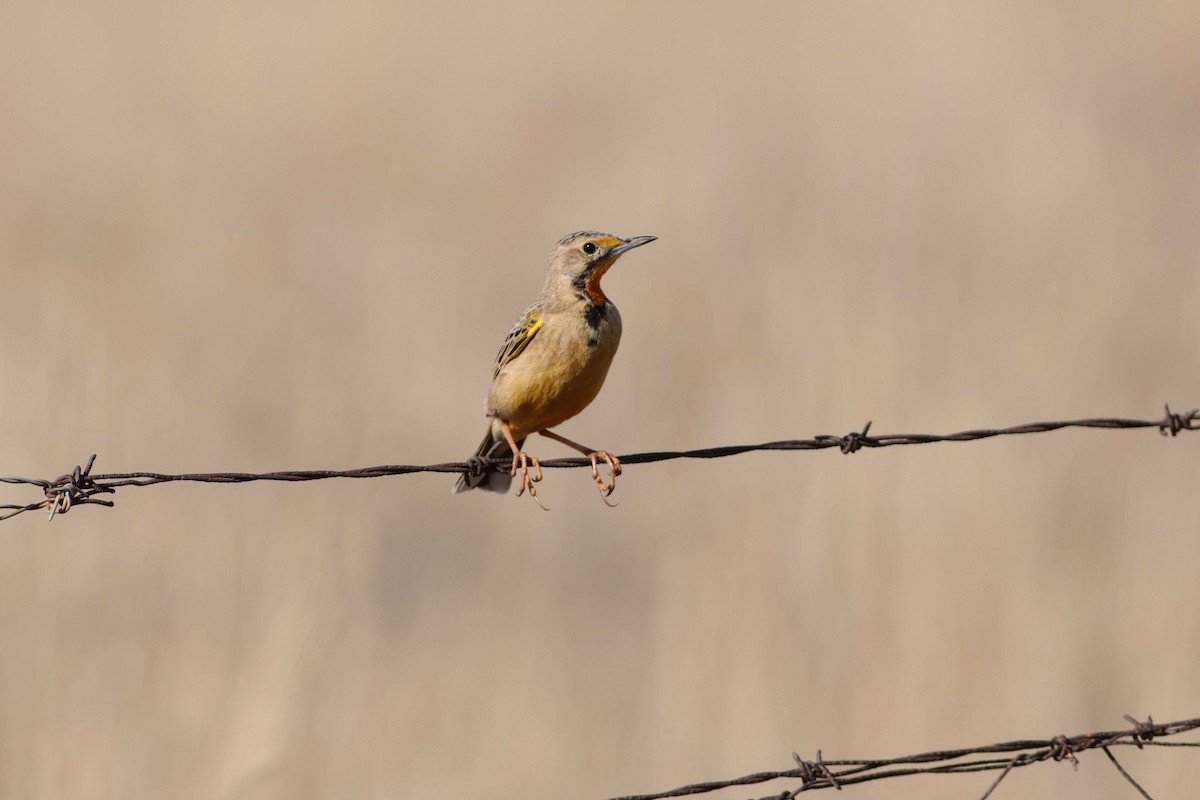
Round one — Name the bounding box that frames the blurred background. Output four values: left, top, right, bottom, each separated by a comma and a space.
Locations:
1, 2, 1198, 798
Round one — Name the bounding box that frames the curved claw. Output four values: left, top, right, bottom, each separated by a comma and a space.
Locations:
510, 451, 548, 510
588, 451, 622, 505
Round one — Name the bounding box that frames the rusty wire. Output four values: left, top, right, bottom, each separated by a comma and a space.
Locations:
608, 714, 1200, 800
1, 404, 1196, 523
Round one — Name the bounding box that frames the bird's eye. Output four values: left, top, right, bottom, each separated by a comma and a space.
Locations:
582, 242, 598, 255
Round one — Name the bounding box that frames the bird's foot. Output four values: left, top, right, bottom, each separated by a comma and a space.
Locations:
588, 451, 622, 506
509, 451, 547, 510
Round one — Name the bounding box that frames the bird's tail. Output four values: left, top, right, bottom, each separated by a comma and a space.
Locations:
452, 427, 523, 494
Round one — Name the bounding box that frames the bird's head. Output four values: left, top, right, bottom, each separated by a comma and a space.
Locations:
543, 231, 657, 305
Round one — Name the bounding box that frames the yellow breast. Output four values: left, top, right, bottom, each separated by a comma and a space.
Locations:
487, 305, 622, 438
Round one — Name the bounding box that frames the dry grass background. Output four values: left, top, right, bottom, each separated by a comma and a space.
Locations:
1, 2, 1198, 798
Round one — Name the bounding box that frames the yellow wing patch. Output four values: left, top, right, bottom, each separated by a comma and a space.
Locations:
493, 306, 543, 378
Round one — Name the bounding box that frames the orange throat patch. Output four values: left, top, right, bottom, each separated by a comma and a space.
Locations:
584, 258, 614, 304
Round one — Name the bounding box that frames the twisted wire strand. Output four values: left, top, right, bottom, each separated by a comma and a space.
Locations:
1, 404, 1195, 522
608, 714, 1200, 800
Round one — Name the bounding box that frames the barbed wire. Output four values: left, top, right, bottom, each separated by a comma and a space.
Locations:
608, 714, 1200, 800
1, 403, 1195, 523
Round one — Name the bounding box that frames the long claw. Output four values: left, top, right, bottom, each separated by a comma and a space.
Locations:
587, 451, 622, 504
527, 483, 548, 511
512, 451, 548, 510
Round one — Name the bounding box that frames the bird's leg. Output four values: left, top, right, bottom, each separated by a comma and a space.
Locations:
499, 419, 546, 510
539, 429, 622, 505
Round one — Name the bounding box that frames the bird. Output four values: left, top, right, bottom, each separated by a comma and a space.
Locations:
453, 231, 657, 507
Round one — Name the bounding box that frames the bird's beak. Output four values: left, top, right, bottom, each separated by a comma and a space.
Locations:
610, 235, 657, 256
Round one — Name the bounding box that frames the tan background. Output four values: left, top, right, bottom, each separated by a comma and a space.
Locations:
1, 2, 1198, 798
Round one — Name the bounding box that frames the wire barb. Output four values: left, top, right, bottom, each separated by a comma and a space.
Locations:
791, 750, 841, 792
0, 454, 115, 522
1158, 404, 1198, 437
464, 454, 490, 478
1125, 714, 1156, 749
1048, 735, 1079, 768
815, 421, 875, 454
605, 714, 1200, 800
1, 403, 1195, 522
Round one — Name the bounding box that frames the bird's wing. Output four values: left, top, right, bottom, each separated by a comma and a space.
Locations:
493, 305, 543, 378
